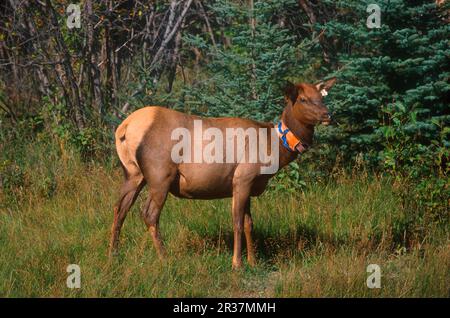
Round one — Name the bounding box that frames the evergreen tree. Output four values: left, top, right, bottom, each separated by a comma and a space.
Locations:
318, 0, 449, 174
184, 0, 313, 122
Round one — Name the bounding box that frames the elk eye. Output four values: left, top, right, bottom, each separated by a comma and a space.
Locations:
300, 97, 307, 103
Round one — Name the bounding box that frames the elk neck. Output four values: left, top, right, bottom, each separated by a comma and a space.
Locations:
277, 104, 315, 168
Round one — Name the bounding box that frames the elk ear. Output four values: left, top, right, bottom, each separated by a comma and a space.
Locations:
315, 77, 337, 97
284, 81, 299, 104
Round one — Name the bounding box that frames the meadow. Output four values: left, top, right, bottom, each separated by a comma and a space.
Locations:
0, 0, 448, 299
0, 139, 448, 297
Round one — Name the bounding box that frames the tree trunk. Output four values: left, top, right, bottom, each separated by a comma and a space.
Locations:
45, 0, 85, 129
86, 0, 104, 117
22, 3, 51, 98
149, 0, 193, 86
166, 29, 182, 93
105, 0, 119, 117
196, 0, 217, 49
298, 0, 330, 63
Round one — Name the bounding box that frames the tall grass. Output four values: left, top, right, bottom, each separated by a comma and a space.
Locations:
0, 137, 448, 297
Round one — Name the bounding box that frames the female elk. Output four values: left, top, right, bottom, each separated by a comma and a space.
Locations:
109, 78, 336, 269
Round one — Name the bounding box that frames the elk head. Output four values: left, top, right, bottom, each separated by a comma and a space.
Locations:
284, 77, 337, 126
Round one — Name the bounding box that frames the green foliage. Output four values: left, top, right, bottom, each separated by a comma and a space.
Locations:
379, 100, 450, 177
184, 0, 313, 122
318, 0, 450, 176
37, 100, 114, 160
0, 159, 25, 201
409, 177, 449, 225
268, 161, 307, 193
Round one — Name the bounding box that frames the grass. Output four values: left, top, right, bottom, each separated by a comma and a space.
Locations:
0, 139, 448, 297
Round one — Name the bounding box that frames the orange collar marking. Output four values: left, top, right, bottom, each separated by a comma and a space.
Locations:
276, 121, 308, 153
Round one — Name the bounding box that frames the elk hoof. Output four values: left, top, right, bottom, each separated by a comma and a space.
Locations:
108, 246, 119, 258
156, 246, 167, 260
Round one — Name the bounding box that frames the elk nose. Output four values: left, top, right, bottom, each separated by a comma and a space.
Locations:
321, 112, 332, 120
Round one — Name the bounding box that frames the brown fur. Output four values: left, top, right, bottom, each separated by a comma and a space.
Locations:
109, 78, 336, 268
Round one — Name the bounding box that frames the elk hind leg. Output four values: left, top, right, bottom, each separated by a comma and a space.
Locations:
109, 168, 145, 257
141, 184, 170, 259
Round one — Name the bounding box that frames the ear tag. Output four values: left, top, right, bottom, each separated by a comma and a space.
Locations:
320, 89, 328, 97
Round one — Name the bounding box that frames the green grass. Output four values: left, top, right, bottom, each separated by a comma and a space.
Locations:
0, 141, 448, 297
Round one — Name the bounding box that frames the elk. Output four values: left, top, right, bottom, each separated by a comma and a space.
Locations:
109, 78, 336, 269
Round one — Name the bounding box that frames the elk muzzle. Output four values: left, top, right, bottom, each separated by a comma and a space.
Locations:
321, 112, 332, 126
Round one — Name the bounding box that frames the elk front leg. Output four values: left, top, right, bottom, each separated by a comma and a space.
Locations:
243, 199, 256, 267
231, 186, 251, 269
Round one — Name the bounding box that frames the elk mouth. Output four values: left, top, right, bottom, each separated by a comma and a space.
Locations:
321, 117, 332, 126
321, 113, 332, 126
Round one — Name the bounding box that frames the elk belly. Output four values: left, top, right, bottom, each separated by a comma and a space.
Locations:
173, 163, 235, 199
